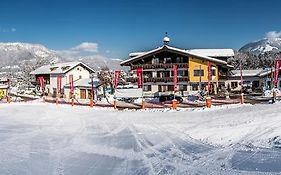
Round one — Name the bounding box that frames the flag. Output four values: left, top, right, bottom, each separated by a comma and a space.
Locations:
173, 64, 177, 92
91, 78, 95, 99
69, 75, 74, 93
136, 68, 143, 88
274, 59, 281, 88
57, 76, 62, 94
207, 61, 212, 93
114, 70, 121, 89
38, 77, 45, 92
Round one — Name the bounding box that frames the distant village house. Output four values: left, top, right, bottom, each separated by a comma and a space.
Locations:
30, 62, 97, 99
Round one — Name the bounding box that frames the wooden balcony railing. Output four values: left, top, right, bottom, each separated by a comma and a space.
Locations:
126, 77, 189, 83
131, 63, 188, 70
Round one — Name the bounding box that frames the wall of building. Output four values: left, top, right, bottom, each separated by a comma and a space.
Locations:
225, 76, 261, 92
188, 57, 218, 82
49, 65, 91, 96
0, 88, 7, 99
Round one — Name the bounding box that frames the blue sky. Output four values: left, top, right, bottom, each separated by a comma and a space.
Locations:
1, 0, 281, 59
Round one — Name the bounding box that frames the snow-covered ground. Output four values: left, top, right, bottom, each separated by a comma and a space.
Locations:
1, 102, 281, 174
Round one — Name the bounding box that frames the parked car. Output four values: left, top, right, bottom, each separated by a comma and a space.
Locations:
159, 94, 183, 103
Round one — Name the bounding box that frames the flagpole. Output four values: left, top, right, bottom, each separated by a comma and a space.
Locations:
141, 67, 145, 109
206, 61, 212, 108
172, 64, 177, 110
240, 57, 244, 104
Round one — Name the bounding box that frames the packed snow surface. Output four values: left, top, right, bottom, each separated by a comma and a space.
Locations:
1, 103, 281, 174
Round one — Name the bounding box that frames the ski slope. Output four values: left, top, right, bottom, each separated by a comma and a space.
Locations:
0, 103, 281, 174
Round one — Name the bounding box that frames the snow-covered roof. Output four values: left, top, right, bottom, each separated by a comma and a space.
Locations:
0, 84, 8, 89
129, 52, 147, 58
64, 78, 100, 88
30, 62, 95, 75
188, 49, 235, 57
121, 45, 230, 66
231, 69, 266, 77
259, 67, 281, 77
0, 78, 9, 82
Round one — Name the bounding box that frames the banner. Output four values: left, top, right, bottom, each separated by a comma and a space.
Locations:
38, 77, 45, 92
274, 59, 281, 88
136, 68, 143, 88
173, 64, 177, 92
91, 78, 95, 99
207, 61, 212, 93
69, 75, 74, 93
114, 70, 121, 89
57, 76, 62, 95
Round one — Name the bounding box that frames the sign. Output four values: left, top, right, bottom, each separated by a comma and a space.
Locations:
57, 76, 62, 95
274, 59, 281, 88
173, 64, 177, 92
136, 68, 143, 88
69, 75, 74, 94
114, 70, 121, 89
38, 77, 45, 92
207, 61, 212, 93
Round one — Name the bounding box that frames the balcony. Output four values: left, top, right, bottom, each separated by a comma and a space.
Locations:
131, 63, 188, 70
126, 77, 189, 83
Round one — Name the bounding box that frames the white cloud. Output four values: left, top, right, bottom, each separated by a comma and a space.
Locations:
0, 27, 16, 33
266, 31, 281, 40
71, 42, 98, 53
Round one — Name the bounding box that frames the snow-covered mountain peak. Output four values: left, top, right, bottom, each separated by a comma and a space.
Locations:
239, 38, 281, 55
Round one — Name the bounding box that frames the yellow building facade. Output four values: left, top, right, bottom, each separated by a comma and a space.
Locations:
189, 57, 218, 82
0, 87, 7, 100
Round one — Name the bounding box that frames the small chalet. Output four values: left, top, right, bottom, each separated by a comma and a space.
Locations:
30, 62, 95, 97
226, 69, 265, 93
120, 36, 234, 97
226, 68, 281, 93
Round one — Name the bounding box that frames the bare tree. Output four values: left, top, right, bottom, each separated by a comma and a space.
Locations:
97, 67, 114, 96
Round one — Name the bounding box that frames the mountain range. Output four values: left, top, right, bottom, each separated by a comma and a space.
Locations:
0, 42, 123, 73
1, 37, 281, 76
239, 38, 281, 55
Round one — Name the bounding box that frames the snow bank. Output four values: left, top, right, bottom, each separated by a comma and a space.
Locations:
0, 102, 281, 174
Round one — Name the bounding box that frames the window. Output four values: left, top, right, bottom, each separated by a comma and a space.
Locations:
61, 66, 70, 71
179, 85, 187, 91
157, 71, 170, 78
191, 83, 199, 91
158, 85, 166, 92
193, 70, 204, 76
50, 67, 58, 71
158, 85, 173, 92
143, 72, 152, 78
152, 58, 159, 64
212, 69, 216, 76
231, 82, 238, 89
143, 85, 151, 92
164, 58, 171, 63
178, 70, 188, 77
168, 85, 174, 91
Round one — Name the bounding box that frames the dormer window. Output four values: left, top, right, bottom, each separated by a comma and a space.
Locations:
50, 67, 58, 71
61, 66, 70, 71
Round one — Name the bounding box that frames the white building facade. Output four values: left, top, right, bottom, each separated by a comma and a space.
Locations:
30, 62, 95, 98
